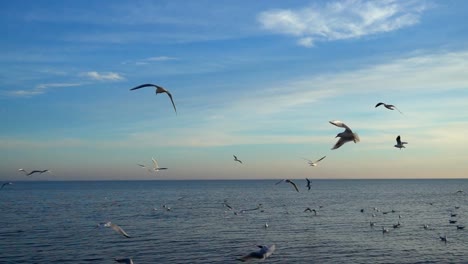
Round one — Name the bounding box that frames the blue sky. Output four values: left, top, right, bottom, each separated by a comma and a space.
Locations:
1, 0, 468, 180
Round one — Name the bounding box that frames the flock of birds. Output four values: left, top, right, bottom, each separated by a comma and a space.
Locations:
4, 83, 464, 263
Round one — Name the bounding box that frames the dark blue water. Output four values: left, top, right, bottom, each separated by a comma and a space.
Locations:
1, 179, 467, 263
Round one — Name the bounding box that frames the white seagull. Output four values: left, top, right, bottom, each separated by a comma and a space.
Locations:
152, 157, 168, 172
329, 120, 360, 150
275, 179, 299, 192
237, 245, 275, 262
18, 169, 50, 176
375, 102, 403, 114
114, 258, 134, 264
233, 155, 243, 164
302, 156, 326, 167
98, 222, 131, 238
394, 135, 408, 149
130, 83, 177, 114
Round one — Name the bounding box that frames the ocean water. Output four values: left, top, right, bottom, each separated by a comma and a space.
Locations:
0, 179, 467, 263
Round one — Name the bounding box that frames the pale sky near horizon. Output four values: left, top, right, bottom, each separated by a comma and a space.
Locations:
1, 0, 468, 181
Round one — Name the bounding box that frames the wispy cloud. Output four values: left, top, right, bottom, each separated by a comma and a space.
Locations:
122, 56, 178, 66
6, 83, 82, 97
258, 0, 429, 47
81, 71, 124, 81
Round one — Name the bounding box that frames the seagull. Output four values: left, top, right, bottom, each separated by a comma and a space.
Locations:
394, 135, 408, 149
233, 155, 243, 164
276, 179, 299, 192
152, 157, 168, 172
304, 207, 317, 215
329, 120, 360, 150
449, 220, 457, 224
305, 178, 311, 191
302, 156, 326, 167
237, 245, 275, 262
382, 226, 389, 234
370, 221, 375, 227
98, 222, 131, 238
0, 182, 13, 190
130, 83, 177, 114
393, 222, 401, 228
264, 223, 269, 228
137, 164, 153, 174
451, 213, 457, 217
375, 102, 403, 114
18, 169, 50, 176
114, 258, 134, 264
457, 225, 465, 230
439, 235, 447, 243
423, 224, 429, 230
455, 190, 464, 194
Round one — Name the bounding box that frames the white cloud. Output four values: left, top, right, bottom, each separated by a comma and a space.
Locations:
122, 56, 178, 66
82, 71, 124, 81
5, 83, 82, 97
258, 0, 429, 46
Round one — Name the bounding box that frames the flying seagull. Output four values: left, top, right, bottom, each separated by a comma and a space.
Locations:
276, 179, 299, 192
306, 178, 311, 191
18, 169, 50, 176
130, 83, 177, 114
375, 102, 403, 114
98, 222, 131, 238
237, 245, 275, 262
233, 155, 243, 164
329, 120, 360, 150
304, 207, 317, 215
137, 164, 153, 174
302, 156, 326, 167
114, 258, 134, 264
394, 135, 408, 149
0, 182, 13, 190
152, 157, 168, 172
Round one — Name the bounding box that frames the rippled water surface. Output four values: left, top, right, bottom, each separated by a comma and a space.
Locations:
1, 179, 467, 263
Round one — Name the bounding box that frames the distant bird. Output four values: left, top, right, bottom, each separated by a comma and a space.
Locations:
114, 258, 134, 264
329, 120, 360, 150
455, 190, 464, 194
360, 209, 365, 213
302, 156, 326, 167
457, 225, 465, 230
375, 102, 403, 114
137, 164, 153, 174
276, 179, 299, 192
98, 222, 131, 238
393, 222, 401, 228
382, 227, 389, 234
394, 135, 408, 149
304, 207, 317, 215
423, 224, 429, 230
0, 182, 13, 190
237, 245, 275, 262
306, 178, 311, 191
451, 213, 457, 217
370, 221, 375, 227
233, 155, 243, 164
449, 220, 457, 224
264, 223, 269, 228
152, 157, 168, 172
439, 235, 447, 243
18, 169, 50, 176
130, 83, 177, 114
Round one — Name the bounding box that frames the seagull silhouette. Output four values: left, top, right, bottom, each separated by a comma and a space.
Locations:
233, 155, 243, 164
114, 258, 134, 264
0, 182, 13, 190
237, 245, 275, 262
18, 169, 50, 176
329, 120, 360, 150
375, 102, 403, 114
98, 222, 131, 238
306, 178, 311, 191
130, 83, 177, 114
394, 135, 408, 149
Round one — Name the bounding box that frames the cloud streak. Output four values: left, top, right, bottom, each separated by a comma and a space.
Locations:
258, 0, 429, 47
6, 83, 82, 97
82, 71, 124, 81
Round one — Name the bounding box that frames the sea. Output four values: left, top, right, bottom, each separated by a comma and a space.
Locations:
0, 179, 467, 264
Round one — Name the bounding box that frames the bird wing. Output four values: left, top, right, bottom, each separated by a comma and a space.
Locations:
286, 180, 299, 192
275, 179, 285, 185
129, 83, 157, 90
375, 102, 384, 108
329, 120, 351, 132
164, 91, 177, 114
315, 156, 326, 163
396, 135, 402, 145
18, 169, 28, 174
332, 137, 349, 150
137, 164, 147, 168
110, 223, 131, 238
152, 157, 159, 169
263, 245, 275, 259
306, 178, 311, 185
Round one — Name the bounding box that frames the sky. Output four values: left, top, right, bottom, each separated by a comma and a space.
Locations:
1, 0, 468, 181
